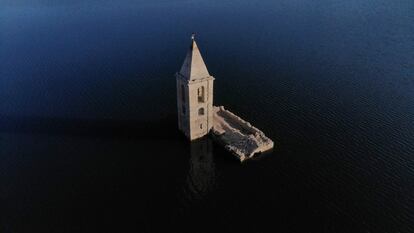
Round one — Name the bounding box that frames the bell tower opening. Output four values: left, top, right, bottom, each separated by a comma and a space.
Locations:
197, 86, 205, 103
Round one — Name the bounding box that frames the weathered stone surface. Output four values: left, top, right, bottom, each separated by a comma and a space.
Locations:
179, 39, 210, 81
176, 37, 214, 140
176, 36, 274, 161
211, 106, 274, 162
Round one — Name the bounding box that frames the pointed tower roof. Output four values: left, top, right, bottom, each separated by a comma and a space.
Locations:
179, 34, 210, 80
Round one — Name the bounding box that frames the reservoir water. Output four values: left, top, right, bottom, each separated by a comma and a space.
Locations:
1, 0, 413, 232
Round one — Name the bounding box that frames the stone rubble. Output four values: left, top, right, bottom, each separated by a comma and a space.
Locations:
211, 106, 274, 161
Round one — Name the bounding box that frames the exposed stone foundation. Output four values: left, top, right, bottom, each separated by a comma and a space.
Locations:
211, 106, 274, 162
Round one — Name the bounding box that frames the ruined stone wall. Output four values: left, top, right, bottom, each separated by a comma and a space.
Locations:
214, 106, 263, 135
211, 106, 274, 161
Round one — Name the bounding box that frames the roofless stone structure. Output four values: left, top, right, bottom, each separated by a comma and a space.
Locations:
176, 34, 274, 161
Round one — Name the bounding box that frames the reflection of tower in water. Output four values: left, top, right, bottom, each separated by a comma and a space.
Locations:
185, 138, 216, 201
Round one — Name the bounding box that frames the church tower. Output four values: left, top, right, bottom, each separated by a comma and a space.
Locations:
176, 34, 214, 141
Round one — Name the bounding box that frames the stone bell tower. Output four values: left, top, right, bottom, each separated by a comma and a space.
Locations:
176, 34, 214, 141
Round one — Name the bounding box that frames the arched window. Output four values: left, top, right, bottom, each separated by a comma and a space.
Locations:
197, 86, 205, 103
198, 108, 205, 116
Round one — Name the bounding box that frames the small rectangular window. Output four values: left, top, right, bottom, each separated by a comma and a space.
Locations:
200, 124, 203, 129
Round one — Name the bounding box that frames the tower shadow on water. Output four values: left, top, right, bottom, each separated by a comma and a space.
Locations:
184, 138, 216, 202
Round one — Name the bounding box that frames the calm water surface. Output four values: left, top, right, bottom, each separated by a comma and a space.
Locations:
1, 0, 414, 232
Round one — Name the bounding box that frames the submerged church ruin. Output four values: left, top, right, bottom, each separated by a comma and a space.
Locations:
176, 34, 274, 161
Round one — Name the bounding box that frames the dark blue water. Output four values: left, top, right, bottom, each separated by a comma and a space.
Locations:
1, 0, 414, 232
